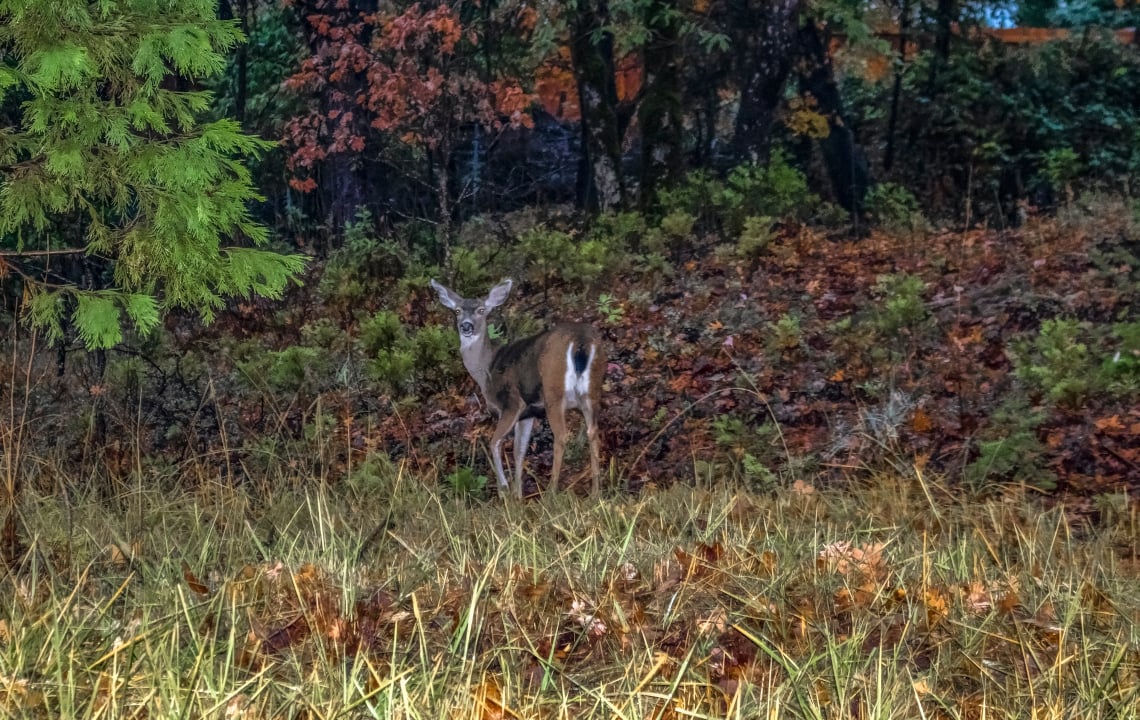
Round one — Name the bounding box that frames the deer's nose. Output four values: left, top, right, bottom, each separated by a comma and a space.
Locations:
460, 320, 475, 335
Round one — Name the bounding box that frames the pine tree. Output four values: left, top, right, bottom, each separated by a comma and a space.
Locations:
0, 0, 305, 349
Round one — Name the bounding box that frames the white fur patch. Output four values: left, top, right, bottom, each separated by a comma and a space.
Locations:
460, 333, 481, 349
563, 342, 595, 409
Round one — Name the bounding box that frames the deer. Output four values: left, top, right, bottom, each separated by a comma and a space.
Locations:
430, 278, 605, 498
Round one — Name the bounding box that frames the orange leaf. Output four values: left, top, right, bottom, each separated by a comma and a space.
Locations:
911, 408, 933, 432
668, 373, 693, 393
472, 676, 507, 720
1094, 415, 1125, 433
923, 587, 950, 627
997, 589, 1020, 615
182, 560, 210, 597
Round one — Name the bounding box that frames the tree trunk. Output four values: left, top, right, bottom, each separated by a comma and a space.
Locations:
570, 0, 625, 211
883, 0, 910, 172
639, 0, 684, 212
435, 149, 452, 263
796, 19, 871, 214
728, 0, 802, 162
294, 0, 375, 246
216, 0, 248, 123
927, 0, 957, 92
234, 0, 248, 124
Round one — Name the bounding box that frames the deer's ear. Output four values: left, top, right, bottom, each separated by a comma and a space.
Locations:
430, 279, 462, 310
484, 279, 513, 310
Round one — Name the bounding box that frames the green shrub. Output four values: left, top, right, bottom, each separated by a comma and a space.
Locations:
445, 466, 489, 497
357, 310, 406, 357
358, 310, 460, 396
711, 414, 780, 492
318, 208, 406, 310
596, 293, 624, 325
737, 216, 776, 259
448, 245, 496, 292
871, 274, 929, 336
717, 150, 817, 231
236, 345, 329, 395
655, 170, 723, 229
865, 182, 924, 234
965, 398, 1055, 490
1100, 321, 1140, 397
412, 324, 461, 392
1011, 318, 1097, 408
591, 211, 646, 250
517, 219, 626, 288
642, 209, 695, 261
767, 312, 804, 354
1038, 147, 1081, 203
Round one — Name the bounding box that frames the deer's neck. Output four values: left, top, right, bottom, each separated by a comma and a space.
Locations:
459, 335, 498, 405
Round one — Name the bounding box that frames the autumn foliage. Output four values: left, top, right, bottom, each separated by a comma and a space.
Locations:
283, 0, 534, 194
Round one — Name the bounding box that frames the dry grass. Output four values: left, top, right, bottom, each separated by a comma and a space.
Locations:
0, 459, 1136, 719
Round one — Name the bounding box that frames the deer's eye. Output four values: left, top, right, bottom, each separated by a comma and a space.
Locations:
454, 309, 462, 316
476, 307, 486, 315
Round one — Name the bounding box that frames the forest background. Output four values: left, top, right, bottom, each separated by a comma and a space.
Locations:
0, 0, 1139, 717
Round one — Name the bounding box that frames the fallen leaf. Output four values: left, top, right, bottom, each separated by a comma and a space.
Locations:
911, 408, 933, 432
182, 560, 210, 597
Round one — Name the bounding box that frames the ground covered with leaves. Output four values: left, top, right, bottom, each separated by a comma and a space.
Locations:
9, 195, 1138, 501
385, 199, 1140, 496
0, 475, 1137, 718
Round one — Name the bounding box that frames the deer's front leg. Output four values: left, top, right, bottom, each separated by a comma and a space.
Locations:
489, 406, 522, 497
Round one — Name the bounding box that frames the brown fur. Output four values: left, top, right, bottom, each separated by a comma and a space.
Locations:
431, 280, 605, 497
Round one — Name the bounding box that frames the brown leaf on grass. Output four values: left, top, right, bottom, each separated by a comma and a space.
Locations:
1, 511, 25, 569
0, 673, 45, 712
961, 581, 991, 614
225, 693, 262, 720
923, 587, 950, 628
226, 564, 264, 604
513, 564, 552, 605
106, 543, 130, 568
814, 679, 833, 707
568, 598, 607, 639
182, 560, 210, 597
949, 324, 984, 351
521, 659, 546, 690
237, 630, 261, 670
91, 671, 115, 712
646, 700, 681, 720
472, 676, 510, 720
697, 607, 728, 636
836, 580, 879, 615
791, 479, 815, 495
817, 541, 887, 580
1080, 580, 1115, 618
756, 549, 778, 576
997, 588, 1020, 616
260, 614, 311, 655
667, 373, 693, 393
535, 636, 570, 662
672, 544, 721, 582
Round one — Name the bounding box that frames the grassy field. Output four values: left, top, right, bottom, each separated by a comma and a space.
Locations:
0, 463, 1137, 719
